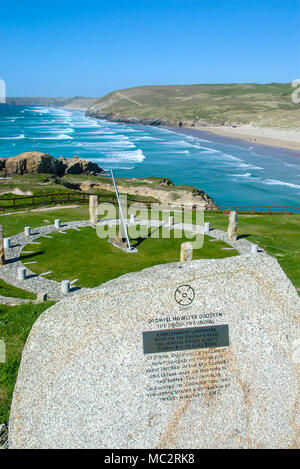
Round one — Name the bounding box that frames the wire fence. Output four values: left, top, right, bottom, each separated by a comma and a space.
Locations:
0, 192, 154, 211
0, 193, 299, 214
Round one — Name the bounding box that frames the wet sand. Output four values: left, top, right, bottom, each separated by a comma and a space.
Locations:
167, 126, 300, 161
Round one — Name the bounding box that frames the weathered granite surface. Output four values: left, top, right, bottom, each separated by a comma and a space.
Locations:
227, 211, 237, 242
9, 254, 300, 449
0, 152, 103, 177
0, 224, 4, 266
89, 195, 98, 225
180, 242, 193, 262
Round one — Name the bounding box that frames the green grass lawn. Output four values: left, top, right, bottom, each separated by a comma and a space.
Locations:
20, 227, 238, 288
0, 301, 55, 422
0, 205, 89, 238
203, 212, 300, 293
1, 206, 299, 291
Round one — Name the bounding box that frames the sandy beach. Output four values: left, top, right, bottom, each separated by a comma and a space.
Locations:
166, 125, 300, 160
190, 124, 300, 152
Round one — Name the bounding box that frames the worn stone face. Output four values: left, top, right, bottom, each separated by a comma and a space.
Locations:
0, 152, 102, 177
227, 211, 238, 242
89, 195, 98, 224
9, 255, 300, 449
180, 242, 193, 262
0, 225, 5, 266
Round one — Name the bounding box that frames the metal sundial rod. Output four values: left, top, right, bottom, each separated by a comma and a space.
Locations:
110, 169, 132, 250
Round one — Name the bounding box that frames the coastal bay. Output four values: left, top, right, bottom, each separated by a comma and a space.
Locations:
0, 105, 300, 207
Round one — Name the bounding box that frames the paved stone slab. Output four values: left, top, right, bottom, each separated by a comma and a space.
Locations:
0, 295, 32, 306
9, 254, 300, 449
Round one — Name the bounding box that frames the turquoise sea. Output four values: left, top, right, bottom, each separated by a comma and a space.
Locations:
0, 104, 300, 207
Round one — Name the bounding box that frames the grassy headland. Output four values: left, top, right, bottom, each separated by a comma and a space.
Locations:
0, 173, 216, 211
86, 83, 300, 149
86, 83, 300, 128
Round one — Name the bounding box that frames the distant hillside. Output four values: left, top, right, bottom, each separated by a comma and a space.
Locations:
6, 97, 97, 111
86, 83, 300, 128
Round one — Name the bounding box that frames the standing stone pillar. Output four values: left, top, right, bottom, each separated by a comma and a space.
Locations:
54, 219, 61, 229
17, 267, 26, 281
204, 222, 210, 234
0, 225, 5, 266
227, 211, 238, 242
180, 242, 193, 262
251, 244, 258, 254
89, 195, 98, 225
4, 238, 10, 250
61, 280, 70, 294
168, 216, 174, 228
24, 226, 31, 237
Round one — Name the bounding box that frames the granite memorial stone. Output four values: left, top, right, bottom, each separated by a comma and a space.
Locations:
9, 254, 300, 449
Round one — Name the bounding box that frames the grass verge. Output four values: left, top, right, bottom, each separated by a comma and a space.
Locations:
0, 301, 55, 422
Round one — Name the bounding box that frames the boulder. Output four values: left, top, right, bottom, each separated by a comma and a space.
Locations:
3, 152, 57, 176
8, 254, 300, 449
0, 152, 102, 177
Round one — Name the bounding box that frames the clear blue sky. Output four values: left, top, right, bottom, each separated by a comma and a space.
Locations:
1, 0, 300, 97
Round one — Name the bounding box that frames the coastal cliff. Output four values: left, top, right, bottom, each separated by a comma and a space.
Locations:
0, 153, 217, 208
62, 175, 217, 208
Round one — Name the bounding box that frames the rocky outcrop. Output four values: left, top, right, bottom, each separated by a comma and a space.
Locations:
62, 177, 217, 209
0, 152, 103, 177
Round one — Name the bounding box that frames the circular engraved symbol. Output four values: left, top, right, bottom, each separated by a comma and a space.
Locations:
174, 285, 195, 306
